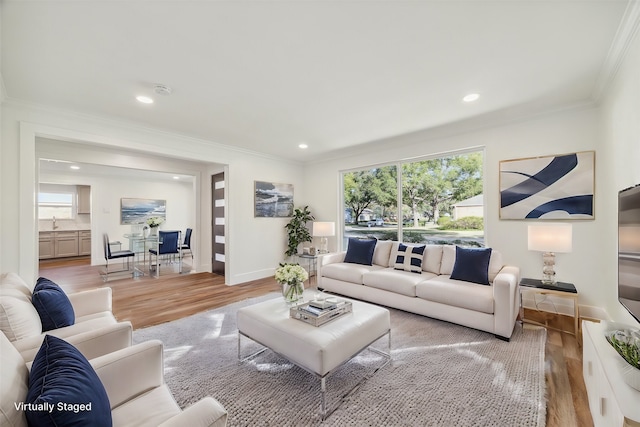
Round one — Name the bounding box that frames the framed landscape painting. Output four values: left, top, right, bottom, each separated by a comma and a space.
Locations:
121, 198, 166, 224
254, 181, 294, 217
499, 151, 595, 220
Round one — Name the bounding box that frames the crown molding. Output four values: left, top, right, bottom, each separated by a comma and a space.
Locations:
591, 0, 640, 102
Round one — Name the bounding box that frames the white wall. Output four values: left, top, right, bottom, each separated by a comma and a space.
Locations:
0, 102, 304, 285
599, 26, 640, 324
304, 106, 610, 319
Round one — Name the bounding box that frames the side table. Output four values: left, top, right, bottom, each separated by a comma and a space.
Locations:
296, 254, 318, 287
519, 278, 579, 337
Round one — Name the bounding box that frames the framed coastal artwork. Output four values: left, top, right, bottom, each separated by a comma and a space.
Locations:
499, 151, 595, 220
121, 198, 167, 224
254, 181, 294, 218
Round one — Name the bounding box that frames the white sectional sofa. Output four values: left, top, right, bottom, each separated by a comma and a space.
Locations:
318, 240, 521, 340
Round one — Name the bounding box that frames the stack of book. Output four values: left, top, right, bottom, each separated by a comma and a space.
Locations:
290, 298, 352, 326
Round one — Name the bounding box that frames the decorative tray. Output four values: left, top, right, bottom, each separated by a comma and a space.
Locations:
290, 300, 352, 327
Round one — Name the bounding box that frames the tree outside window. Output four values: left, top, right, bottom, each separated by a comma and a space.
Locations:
342, 150, 484, 248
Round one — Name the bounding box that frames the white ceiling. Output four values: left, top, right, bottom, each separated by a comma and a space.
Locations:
1, 1, 636, 162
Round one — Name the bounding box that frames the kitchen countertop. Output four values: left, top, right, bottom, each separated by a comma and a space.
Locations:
39, 228, 91, 232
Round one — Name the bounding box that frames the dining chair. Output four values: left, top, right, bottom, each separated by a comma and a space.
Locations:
181, 228, 193, 260
148, 230, 181, 276
102, 234, 135, 281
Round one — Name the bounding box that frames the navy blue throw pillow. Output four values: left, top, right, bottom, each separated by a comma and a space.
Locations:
32, 277, 75, 331
450, 246, 492, 285
26, 335, 112, 427
344, 238, 377, 266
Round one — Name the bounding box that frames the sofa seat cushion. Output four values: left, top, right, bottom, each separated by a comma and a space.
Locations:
75, 311, 114, 323
321, 263, 384, 284
111, 385, 181, 427
416, 276, 494, 314
364, 268, 437, 297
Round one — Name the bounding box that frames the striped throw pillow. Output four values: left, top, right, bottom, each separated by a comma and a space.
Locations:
394, 244, 425, 273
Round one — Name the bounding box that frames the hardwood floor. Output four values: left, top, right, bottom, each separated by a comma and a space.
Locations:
38, 257, 593, 426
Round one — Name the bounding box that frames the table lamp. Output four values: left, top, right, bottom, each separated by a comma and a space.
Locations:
312, 222, 335, 254
528, 223, 572, 284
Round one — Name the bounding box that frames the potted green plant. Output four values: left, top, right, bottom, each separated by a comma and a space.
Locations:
284, 206, 314, 257
605, 325, 640, 391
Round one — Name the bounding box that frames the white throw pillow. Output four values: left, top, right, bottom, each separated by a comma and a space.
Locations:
440, 245, 457, 275
0, 272, 32, 298
372, 240, 393, 267
0, 295, 42, 341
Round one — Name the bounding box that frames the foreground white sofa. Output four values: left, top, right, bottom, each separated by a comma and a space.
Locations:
0, 273, 132, 362
0, 333, 228, 427
319, 241, 520, 340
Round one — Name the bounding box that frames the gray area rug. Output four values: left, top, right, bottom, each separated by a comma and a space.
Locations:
133, 294, 546, 426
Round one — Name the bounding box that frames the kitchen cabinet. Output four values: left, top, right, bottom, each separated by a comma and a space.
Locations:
54, 231, 79, 257
77, 185, 91, 214
79, 231, 92, 256
39, 232, 55, 259
38, 230, 91, 259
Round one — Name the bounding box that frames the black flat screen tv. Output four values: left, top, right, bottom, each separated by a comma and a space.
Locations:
619, 184, 640, 324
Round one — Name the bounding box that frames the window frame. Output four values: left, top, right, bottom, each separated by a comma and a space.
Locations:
339, 147, 486, 250
38, 187, 77, 220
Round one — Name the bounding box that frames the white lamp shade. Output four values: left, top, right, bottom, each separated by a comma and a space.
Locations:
312, 221, 335, 237
528, 223, 573, 253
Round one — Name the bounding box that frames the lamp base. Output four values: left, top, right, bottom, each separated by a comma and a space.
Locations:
319, 237, 328, 254
541, 252, 557, 285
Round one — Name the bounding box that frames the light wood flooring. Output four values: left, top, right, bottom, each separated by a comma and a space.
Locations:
39, 257, 593, 427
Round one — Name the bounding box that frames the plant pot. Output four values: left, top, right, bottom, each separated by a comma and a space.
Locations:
604, 322, 640, 391
149, 227, 158, 237
616, 358, 640, 391
282, 281, 304, 304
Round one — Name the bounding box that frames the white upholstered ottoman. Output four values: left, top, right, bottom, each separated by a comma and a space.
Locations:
237, 294, 391, 417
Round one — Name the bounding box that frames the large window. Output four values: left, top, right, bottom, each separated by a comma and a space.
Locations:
38, 189, 75, 220
342, 150, 484, 248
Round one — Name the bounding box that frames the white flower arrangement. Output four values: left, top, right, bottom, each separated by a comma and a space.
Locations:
146, 217, 164, 228
275, 263, 308, 303
274, 263, 308, 284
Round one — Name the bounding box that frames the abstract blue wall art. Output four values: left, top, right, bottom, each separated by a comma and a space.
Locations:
499, 151, 595, 220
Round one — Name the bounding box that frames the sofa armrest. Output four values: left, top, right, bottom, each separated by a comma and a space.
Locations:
318, 252, 346, 289
320, 251, 346, 267
492, 265, 521, 339
67, 287, 113, 317
91, 339, 164, 409
158, 397, 228, 427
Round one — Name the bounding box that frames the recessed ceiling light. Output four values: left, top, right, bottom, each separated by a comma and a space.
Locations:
173, 176, 180, 180
463, 93, 480, 103
298, 143, 308, 149
136, 95, 154, 104
70, 165, 80, 170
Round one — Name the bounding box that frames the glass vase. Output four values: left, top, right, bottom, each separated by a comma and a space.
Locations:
282, 280, 304, 304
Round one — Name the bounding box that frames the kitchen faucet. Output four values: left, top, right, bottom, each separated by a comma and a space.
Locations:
52, 216, 57, 230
